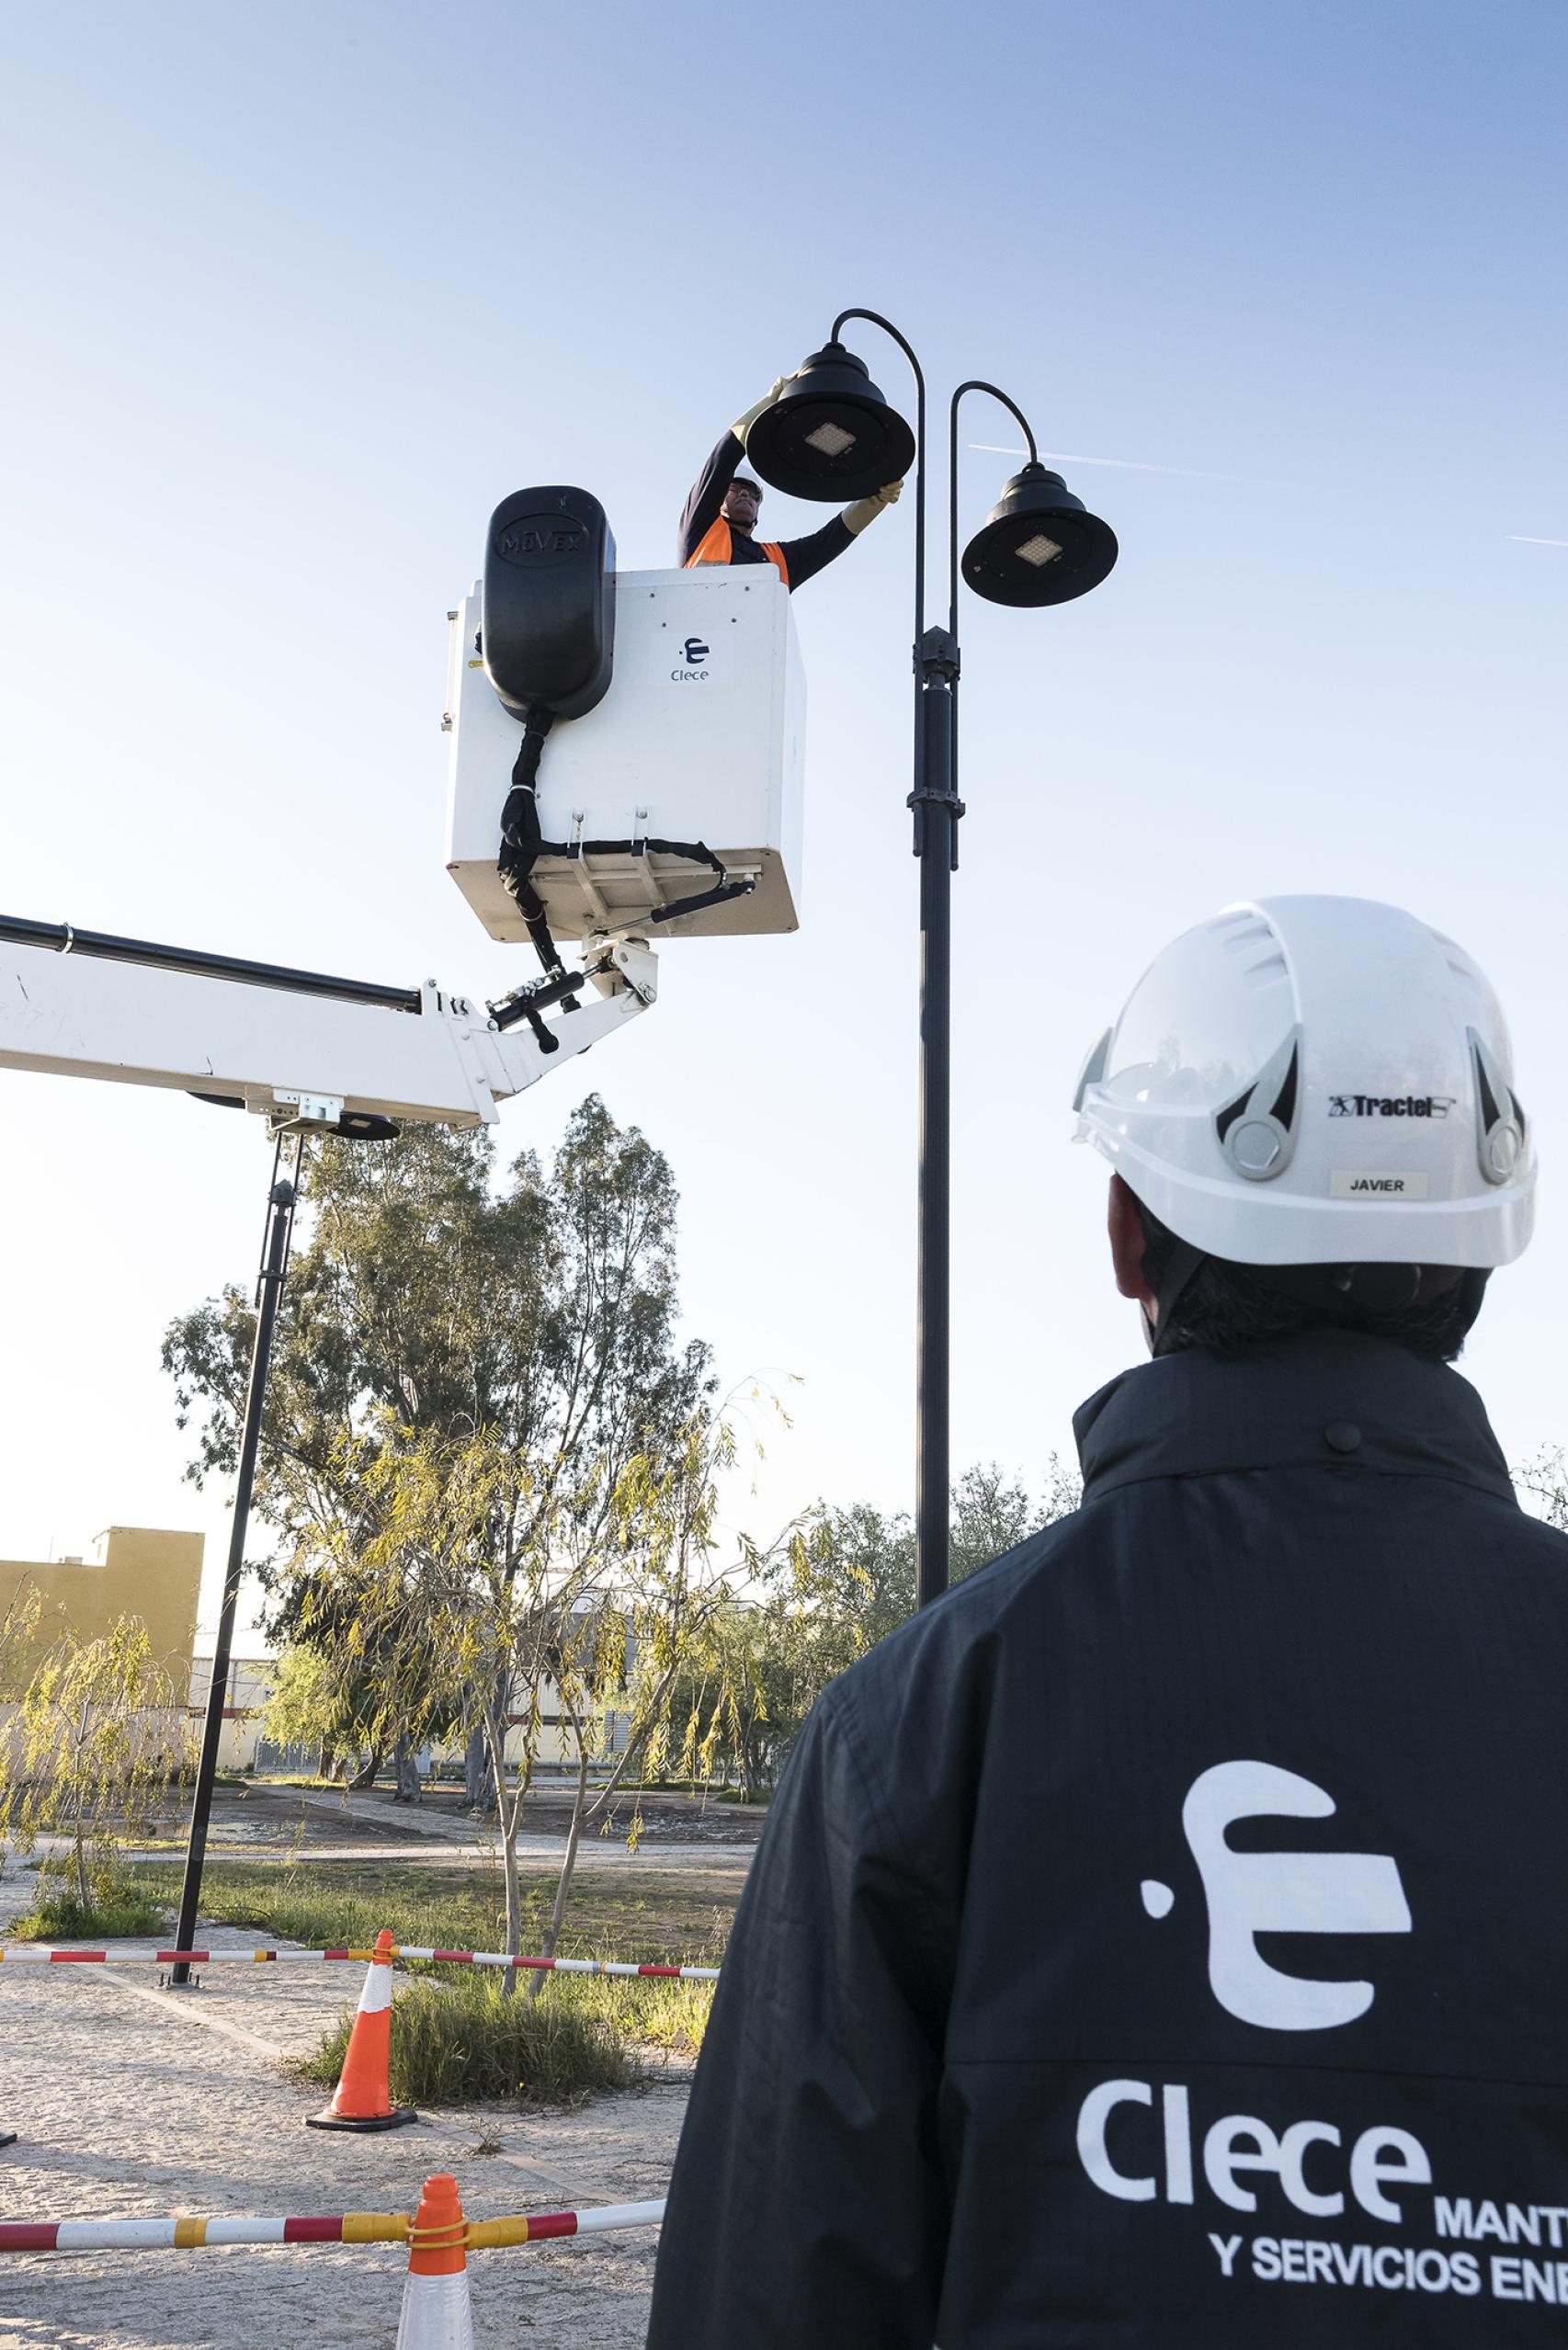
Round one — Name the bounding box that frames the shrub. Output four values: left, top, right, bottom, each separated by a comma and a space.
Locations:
11, 1868, 168, 1942
294, 1972, 635, 2106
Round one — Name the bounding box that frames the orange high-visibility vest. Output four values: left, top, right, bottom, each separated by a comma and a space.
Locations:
684, 517, 790, 586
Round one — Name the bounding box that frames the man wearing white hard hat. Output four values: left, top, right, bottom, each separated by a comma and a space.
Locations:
649, 897, 1564, 2347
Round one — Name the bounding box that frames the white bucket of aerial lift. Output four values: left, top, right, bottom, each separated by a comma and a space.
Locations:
444, 567, 806, 945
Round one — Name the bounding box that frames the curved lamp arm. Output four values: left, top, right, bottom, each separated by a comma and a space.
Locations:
949, 382, 1038, 633
832, 307, 926, 646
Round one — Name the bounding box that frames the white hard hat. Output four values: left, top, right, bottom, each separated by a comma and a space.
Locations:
1074, 896, 1534, 1271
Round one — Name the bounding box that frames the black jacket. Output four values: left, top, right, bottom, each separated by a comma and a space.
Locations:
647, 1331, 1568, 2344
678, 430, 853, 589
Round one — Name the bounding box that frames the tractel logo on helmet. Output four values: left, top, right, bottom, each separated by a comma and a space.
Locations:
1328, 1095, 1454, 1118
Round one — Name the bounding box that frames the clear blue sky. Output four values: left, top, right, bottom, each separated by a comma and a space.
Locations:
2, 1, 1564, 1635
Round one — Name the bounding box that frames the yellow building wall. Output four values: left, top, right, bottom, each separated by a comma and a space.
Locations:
0, 1527, 204, 1696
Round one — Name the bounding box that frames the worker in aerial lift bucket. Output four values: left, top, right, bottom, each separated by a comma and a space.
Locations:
647, 895, 1562, 2348
678, 377, 902, 587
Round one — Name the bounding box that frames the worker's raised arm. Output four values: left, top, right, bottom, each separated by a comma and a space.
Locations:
677, 431, 744, 565
645, 1684, 949, 2346
676, 380, 787, 563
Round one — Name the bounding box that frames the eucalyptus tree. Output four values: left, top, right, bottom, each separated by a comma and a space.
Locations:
164, 1097, 713, 1789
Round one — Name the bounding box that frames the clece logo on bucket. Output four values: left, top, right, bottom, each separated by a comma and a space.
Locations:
1329, 1094, 1454, 1118
1077, 1760, 1568, 2310
650, 626, 731, 688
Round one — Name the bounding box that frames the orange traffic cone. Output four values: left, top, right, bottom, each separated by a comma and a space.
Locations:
306, 1928, 418, 2132
395, 2173, 473, 2350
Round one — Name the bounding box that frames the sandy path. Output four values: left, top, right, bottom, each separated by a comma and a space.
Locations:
0, 1920, 687, 2349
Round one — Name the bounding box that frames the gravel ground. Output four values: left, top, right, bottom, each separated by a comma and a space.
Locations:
0, 1914, 688, 2349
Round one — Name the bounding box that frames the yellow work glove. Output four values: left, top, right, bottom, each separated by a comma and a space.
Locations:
732, 377, 788, 446
842, 480, 903, 536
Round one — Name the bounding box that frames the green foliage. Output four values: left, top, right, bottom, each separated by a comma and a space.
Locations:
286, 1402, 756, 1987
258, 1644, 373, 1780
163, 1097, 733, 1971
660, 1458, 1085, 1799
163, 1104, 712, 1604
0, 1580, 44, 1703
10, 1871, 168, 1942
0, 1617, 190, 1910
294, 1972, 637, 2106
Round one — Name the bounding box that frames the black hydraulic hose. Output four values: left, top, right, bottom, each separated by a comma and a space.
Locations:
0, 915, 423, 1014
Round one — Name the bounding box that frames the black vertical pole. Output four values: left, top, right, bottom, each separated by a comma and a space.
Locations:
827, 309, 951, 1607
913, 630, 961, 1606
169, 1140, 301, 1983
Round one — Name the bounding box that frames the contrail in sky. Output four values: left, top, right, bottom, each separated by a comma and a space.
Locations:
969, 444, 1272, 485
971, 449, 1568, 541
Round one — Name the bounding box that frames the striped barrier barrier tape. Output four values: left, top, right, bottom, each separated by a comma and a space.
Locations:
397, 1947, 722, 1981
0, 1945, 720, 1979
0, 2197, 666, 2255
0, 1947, 381, 1965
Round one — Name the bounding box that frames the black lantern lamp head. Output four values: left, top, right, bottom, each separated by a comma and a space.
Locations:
961, 463, 1119, 608
744, 342, 918, 504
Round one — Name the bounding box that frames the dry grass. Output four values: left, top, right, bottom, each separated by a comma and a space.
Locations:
122, 1856, 726, 2101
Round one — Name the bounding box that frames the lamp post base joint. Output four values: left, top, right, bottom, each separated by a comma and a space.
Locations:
915, 626, 960, 682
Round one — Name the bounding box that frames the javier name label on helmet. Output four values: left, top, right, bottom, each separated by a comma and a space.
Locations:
1331, 1171, 1429, 1198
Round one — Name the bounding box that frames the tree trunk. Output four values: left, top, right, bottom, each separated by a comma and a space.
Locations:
347, 1745, 383, 1792
526, 1737, 590, 2002
74, 1697, 92, 1910
316, 1740, 334, 1781
392, 1736, 421, 1805
463, 1723, 489, 1812
488, 1704, 526, 1998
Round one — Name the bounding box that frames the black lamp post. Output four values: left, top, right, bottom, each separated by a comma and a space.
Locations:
749, 314, 1117, 1608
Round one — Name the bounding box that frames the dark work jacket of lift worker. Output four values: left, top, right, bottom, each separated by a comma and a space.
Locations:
677, 431, 854, 589
644, 1329, 1568, 2346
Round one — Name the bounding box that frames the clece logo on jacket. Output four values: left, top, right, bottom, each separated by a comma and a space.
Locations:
1073, 1757, 1568, 2310
1142, 1759, 1413, 2031
1074, 1763, 1466, 2293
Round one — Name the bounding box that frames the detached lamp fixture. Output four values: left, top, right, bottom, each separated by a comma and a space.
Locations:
751, 311, 1118, 1609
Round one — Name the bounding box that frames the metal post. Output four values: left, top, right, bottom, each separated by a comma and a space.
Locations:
802, 326, 1050, 1609
168, 1136, 302, 1985
912, 631, 961, 1606
828, 309, 955, 1608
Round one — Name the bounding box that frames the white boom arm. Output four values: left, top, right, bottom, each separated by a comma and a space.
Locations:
0, 925, 656, 1131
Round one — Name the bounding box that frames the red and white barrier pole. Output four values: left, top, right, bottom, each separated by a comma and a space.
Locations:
0, 1944, 720, 1979
0, 2198, 666, 2255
